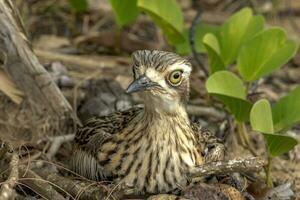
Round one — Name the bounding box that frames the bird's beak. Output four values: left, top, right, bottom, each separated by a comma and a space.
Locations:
126, 75, 158, 93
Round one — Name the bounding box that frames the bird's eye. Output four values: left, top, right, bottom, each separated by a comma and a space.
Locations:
168, 70, 183, 86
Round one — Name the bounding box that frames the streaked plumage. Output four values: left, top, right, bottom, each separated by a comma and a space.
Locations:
70, 50, 224, 194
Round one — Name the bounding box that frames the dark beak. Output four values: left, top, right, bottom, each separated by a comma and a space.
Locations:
126, 75, 158, 93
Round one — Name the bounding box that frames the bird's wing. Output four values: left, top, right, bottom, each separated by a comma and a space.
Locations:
71, 106, 143, 180
191, 122, 225, 163
75, 106, 143, 152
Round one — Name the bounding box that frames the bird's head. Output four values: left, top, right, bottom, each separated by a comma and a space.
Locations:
126, 50, 192, 114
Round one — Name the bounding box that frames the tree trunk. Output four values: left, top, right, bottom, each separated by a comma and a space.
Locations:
0, 0, 75, 125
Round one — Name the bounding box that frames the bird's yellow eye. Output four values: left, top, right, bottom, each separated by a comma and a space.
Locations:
168, 70, 183, 85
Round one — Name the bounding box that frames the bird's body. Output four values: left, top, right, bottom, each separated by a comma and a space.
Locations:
70, 50, 224, 195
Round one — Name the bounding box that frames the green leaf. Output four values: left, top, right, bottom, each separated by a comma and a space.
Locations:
203, 33, 225, 74
237, 28, 299, 81
206, 71, 252, 121
206, 71, 246, 99
262, 133, 298, 157
219, 8, 264, 65
68, 0, 88, 13
216, 95, 252, 122
250, 99, 298, 156
175, 23, 220, 55
272, 86, 300, 132
240, 15, 265, 45
109, 0, 139, 28
138, 0, 184, 44
250, 99, 274, 134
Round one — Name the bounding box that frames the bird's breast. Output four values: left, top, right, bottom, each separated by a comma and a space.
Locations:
97, 113, 204, 194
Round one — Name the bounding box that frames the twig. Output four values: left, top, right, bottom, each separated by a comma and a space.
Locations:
0, 151, 19, 200
190, 157, 265, 179
18, 166, 65, 200
34, 169, 122, 200
248, 0, 259, 12
0, 140, 12, 159
188, 9, 209, 77
35, 48, 131, 70
46, 134, 75, 159
247, 78, 264, 97
187, 105, 226, 119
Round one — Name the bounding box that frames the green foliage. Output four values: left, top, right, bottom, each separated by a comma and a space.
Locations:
203, 33, 225, 74
137, 0, 184, 44
202, 8, 265, 73
109, 0, 139, 27
250, 99, 274, 134
204, 7, 299, 165
219, 8, 264, 65
176, 8, 264, 59
262, 133, 298, 157
68, 0, 88, 13
250, 99, 298, 157
108, 0, 185, 44
272, 86, 300, 132
238, 28, 298, 81
175, 23, 220, 54
206, 71, 252, 122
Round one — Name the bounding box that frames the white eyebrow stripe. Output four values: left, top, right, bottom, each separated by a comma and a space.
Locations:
145, 68, 169, 89
168, 63, 192, 74
145, 68, 161, 82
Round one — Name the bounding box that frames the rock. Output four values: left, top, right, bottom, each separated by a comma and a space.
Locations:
78, 79, 133, 121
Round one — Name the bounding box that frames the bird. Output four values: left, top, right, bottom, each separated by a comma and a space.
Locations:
70, 50, 225, 195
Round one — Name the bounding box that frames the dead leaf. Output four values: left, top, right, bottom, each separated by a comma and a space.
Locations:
0, 69, 23, 104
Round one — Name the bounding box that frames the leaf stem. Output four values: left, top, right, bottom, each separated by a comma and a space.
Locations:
266, 155, 274, 187
236, 121, 246, 146
236, 122, 258, 156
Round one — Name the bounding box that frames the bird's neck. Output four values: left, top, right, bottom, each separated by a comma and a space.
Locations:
143, 98, 189, 118
142, 102, 192, 135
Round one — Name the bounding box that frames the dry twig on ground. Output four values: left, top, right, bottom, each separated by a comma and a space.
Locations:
190, 157, 265, 179
18, 166, 66, 200
46, 134, 75, 159
35, 48, 131, 70
0, 147, 19, 200
35, 169, 122, 200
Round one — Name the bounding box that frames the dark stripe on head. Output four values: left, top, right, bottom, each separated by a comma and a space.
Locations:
132, 50, 191, 72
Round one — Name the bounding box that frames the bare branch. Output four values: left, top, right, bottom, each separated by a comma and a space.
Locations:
35, 169, 122, 200
18, 166, 65, 200
46, 134, 75, 159
190, 157, 266, 178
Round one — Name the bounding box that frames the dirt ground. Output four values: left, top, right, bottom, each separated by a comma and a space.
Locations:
0, 0, 300, 199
